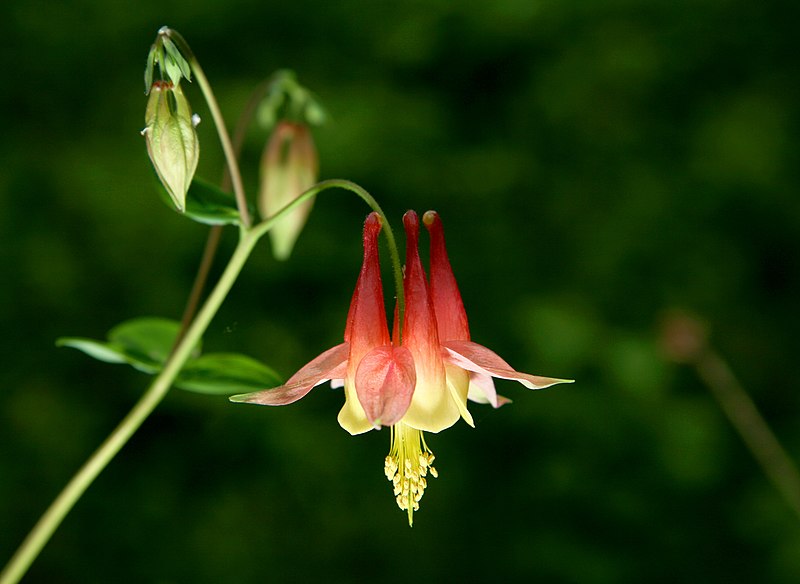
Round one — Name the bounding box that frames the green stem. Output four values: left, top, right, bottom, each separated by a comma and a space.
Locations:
163, 27, 252, 228
254, 178, 405, 334
0, 231, 260, 584
173, 75, 272, 351
174, 224, 223, 351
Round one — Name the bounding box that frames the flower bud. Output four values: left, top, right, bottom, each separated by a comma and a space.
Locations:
142, 80, 199, 212
258, 121, 318, 260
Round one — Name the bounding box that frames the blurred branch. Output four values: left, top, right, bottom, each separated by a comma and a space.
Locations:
661, 311, 800, 521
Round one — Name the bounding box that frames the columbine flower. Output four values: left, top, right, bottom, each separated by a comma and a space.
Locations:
231, 210, 572, 526
258, 121, 319, 261
142, 80, 199, 212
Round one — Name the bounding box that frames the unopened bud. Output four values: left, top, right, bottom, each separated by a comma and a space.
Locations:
258, 121, 318, 260
142, 81, 199, 212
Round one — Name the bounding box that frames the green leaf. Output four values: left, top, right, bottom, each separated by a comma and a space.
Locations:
56, 337, 128, 365
109, 317, 198, 373
154, 176, 243, 225
59, 317, 200, 374
58, 320, 278, 397
176, 353, 282, 394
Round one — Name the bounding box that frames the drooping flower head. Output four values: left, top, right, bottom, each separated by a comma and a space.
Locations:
231, 210, 572, 526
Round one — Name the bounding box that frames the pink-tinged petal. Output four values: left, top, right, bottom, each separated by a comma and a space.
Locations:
466, 373, 512, 408
442, 340, 574, 390
423, 210, 470, 342
466, 372, 498, 406
399, 211, 461, 432
355, 345, 416, 428
230, 343, 349, 405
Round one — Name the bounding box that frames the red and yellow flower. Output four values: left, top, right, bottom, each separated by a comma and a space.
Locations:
231, 210, 571, 524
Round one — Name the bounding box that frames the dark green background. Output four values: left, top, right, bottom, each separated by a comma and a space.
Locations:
3, 0, 800, 582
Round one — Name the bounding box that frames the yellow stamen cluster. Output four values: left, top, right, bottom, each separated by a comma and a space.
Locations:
384, 423, 438, 526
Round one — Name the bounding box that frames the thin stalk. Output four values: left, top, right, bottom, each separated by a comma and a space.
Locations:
163, 28, 252, 228
174, 225, 223, 349
0, 231, 260, 584
660, 311, 800, 521
174, 78, 272, 350
695, 349, 800, 521
254, 179, 405, 335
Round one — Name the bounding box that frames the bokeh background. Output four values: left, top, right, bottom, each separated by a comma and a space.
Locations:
3, 0, 800, 582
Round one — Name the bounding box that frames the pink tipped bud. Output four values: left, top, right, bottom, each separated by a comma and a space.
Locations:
142, 81, 199, 212
258, 121, 318, 260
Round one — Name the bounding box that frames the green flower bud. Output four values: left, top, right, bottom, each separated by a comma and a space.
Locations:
258, 121, 318, 260
142, 81, 199, 212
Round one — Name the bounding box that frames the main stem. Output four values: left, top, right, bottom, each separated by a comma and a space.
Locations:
0, 230, 259, 584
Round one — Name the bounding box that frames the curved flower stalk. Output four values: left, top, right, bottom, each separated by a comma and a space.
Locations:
232, 210, 572, 525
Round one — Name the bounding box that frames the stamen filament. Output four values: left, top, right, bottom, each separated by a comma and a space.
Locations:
384, 423, 437, 526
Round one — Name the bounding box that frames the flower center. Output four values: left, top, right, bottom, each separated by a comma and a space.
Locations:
384, 422, 438, 526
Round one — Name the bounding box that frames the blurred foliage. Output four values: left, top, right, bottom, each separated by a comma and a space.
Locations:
2, 0, 800, 582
